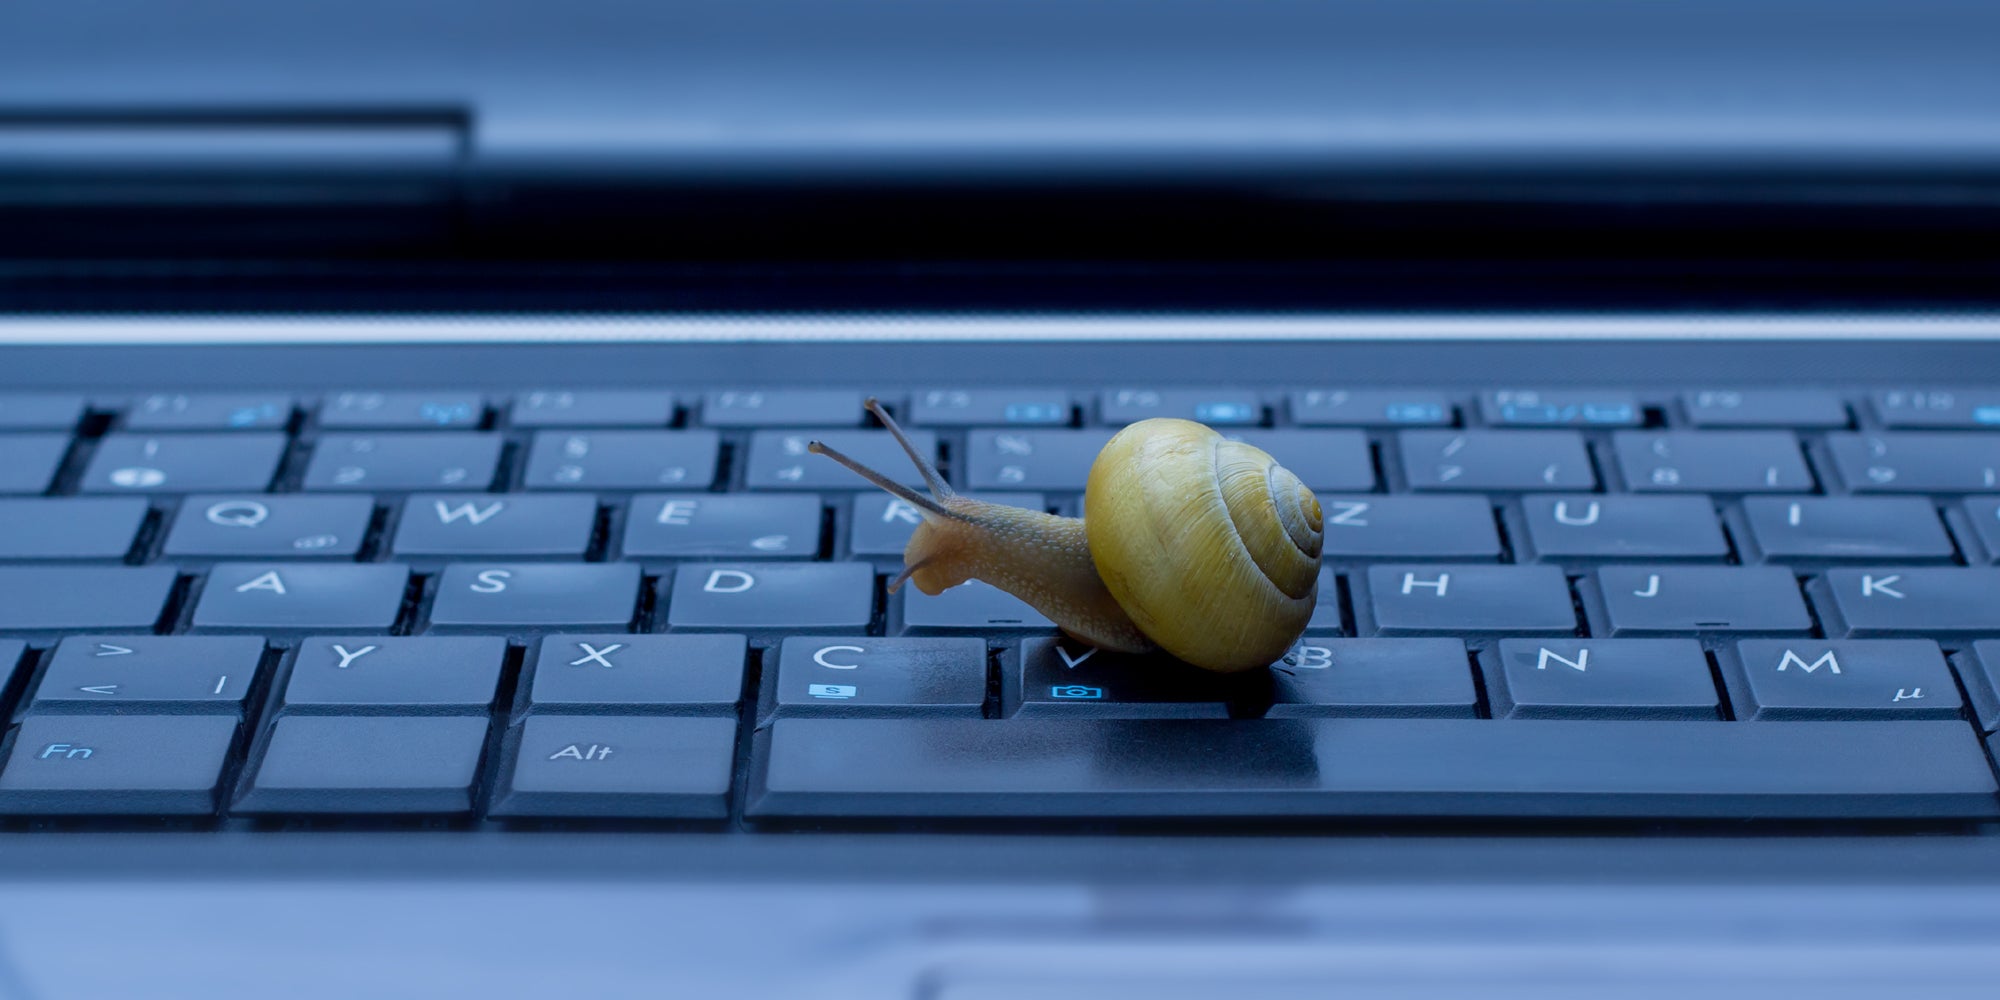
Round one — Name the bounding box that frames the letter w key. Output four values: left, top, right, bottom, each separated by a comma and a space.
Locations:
390, 493, 597, 559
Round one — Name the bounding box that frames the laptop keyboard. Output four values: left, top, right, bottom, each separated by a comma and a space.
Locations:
3, 385, 2000, 826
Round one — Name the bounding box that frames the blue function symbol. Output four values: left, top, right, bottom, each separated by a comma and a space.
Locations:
419, 401, 477, 426
1003, 402, 1067, 424
1193, 402, 1257, 424
1384, 402, 1447, 423
1974, 406, 2000, 426
227, 404, 283, 428
1050, 685, 1105, 700
1498, 402, 1635, 425
808, 684, 859, 700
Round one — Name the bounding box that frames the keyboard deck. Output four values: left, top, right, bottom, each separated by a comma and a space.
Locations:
4, 382, 2000, 827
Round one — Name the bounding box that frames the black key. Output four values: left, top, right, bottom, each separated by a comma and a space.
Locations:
662, 562, 873, 632
1011, 637, 1236, 718
1612, 431, 1814, 493
0, 714, 238, 815
1728, 640, 1960, 720
1593, 566, 1811, 636
319, 391, 484, 430
509, 390, 673, 429
1956, 497, 2000, 563
1872, 389, 2000, 429
1317, 496, 1501, 560
1221, 430, 1375, 491
1399, 430, 1596, 492
428, 564, 641, 631
303, 433, 501, 491
774, 636, 986, 718
490, 715, 737, 819
82, 433, 287, 493
0, 433, 69, 494
126, 393, 292, 432
1740, 497, 1954, 564
35, 636, 263, 712
1826, 433, 2000, 493
163, 495, 372, 560
623, 493, 820, 559
1481, 390, 1641, 427
850, 492, 1043, 557
899, 581, 1054, 634
0, 498, 147, 561
1100, 389, 1262, 426
391, 494, 597, 559
908, 388, 1069, 427
520, 430, 720, 490
191, 563, 408, 633
744, 430, 939, 491
701, 390, 864, 428
0, 566, 176, 632
965, 429, 1114, 491
1682, 390, 1848, 429
1810, 568, 2000, 637
0, 394, 85, 431
1517, 494, 1728, 562
284, 636, 507, 712
1360, 565, 1575, 636
1486, 638, 1716, 720
527, 633, 746, 713
235, 715, 490, 814
1290, 390, 1454, 427
1952, 641, 2000, 732
1264, 638, 1476, 718
750, 717, 2000, 820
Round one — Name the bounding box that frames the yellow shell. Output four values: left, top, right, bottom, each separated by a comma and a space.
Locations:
1084, 419, 1324, 672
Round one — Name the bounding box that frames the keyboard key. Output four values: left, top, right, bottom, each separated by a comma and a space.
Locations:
1304, 567, 1343, 633
521, 431, 720, 490
1517, 494, 1728, 561
1481, 390, 1641, 427
908, 388, 1070, 427
744, 430, 938, 491
701, 390, 863, 428
319, 391, 484, 430
1728, 640, 1960, 720
35, 636, 263, 711
82, 433, 287, 493
623, 494, 819, 559
900, 581, 1055, 634
1952, 641, 2000, 732
774, 636, 986, 718
1399, 431, 1595, 492
750, 717, 2000, 820
236, 715, 490, 814
1100, 389, 1262, 426
663, 562, 873, 631
0, 498, 147, 561
0, 714, 238, 815
1220, 430, 1375, 491
1740, 497, 1955, 563
0, 394, 85, 431
1955, 497, 2000, 563
192, 563, 408, 632
0, 433, 69, 494
965, 429, 1114, 491
1486, 638, 1717, 720
1612, 431, 1814, 493
391, 494, 597, 559
1011, 637, 1239, 719
0, 566, 176, 632
0, 640, 22, 674
850, 492, 1043, 557
527, 634, 746, 713
428, 564, 641, 631
1316, 496, 1502, 560
1825, 433, 2000, 493
1810, 568, 2000, 637
303, 433, 501, 491
163, 495, 372, 560
1361, 565, 1576, 636
1872, 389, 2000, 429
1593, 566, 1811, 636
284, 636, 507, 712
1682, 389, 1848, 429
509, 390, 673, 429
1290, 390, 1454, 427
490, 715, 737, 819
1264, 638, 1476, 718
126, 393, 292, 431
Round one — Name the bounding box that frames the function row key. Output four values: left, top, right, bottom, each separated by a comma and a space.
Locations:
319, 391, 485, 430
127, 394, 293, 432
962, 429, 1376, 492
0, 394, 88, 432
1872, 389, 2000, 429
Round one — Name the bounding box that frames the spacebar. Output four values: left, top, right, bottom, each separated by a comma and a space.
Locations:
750, 718, 2000, 820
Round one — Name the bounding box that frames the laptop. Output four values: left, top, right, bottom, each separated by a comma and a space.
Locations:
3, 1, 2000, 997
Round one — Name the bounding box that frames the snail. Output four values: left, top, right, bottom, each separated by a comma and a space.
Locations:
809, 400, 1324, 673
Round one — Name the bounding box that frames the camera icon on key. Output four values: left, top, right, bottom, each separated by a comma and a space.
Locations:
1049, 685, 1105, 700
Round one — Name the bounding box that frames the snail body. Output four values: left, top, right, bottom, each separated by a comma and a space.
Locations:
811, 401, 1323, 673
